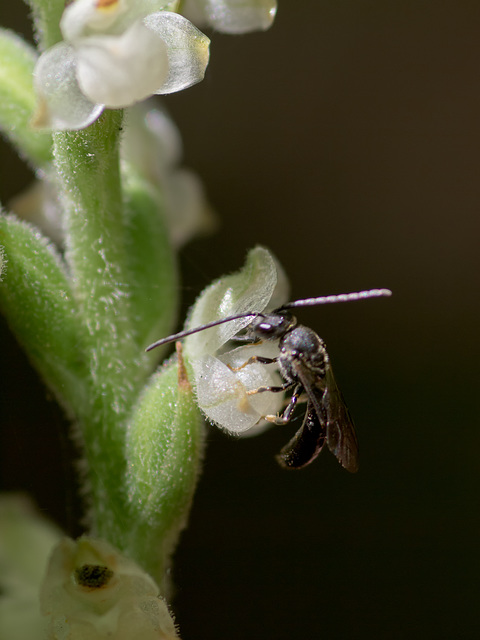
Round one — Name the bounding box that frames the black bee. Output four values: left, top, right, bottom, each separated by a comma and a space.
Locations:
146, 289, 392, 472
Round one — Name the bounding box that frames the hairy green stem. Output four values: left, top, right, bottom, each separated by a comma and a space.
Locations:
24, 0, 64, 50
53, 111, 140, 543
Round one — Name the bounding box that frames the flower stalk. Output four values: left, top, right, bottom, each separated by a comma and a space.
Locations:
0, 0, 280, 633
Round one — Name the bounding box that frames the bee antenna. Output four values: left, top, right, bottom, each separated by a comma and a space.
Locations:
277, 288, 392, 311
145, 312, 259, 352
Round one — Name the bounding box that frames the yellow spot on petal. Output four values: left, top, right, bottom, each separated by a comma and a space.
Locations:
235, 381, 251, 413
30, 97, 50, 129
176, 341, 192, 391
96, 0, 119, 11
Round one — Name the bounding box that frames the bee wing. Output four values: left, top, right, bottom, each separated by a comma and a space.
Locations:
276, 361, 328, 470
276, 398, 327, 470
323, 364, 359, 473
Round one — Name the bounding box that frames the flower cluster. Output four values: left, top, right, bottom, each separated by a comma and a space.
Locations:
32, 0, 278, 131
33, 0, 210, 130
12, 103, 214, 248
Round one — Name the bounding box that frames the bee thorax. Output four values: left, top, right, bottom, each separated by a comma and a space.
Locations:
278, 325, 328, 381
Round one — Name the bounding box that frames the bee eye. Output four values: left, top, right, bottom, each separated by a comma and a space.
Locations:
258, 322, 274, 333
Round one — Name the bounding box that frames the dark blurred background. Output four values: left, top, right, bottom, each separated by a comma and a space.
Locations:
1, 2, 479, 638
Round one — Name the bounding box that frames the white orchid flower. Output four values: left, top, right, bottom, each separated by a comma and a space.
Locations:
181, 0, 277, 34
183, 246, 289, 435
0, 495, 61, 640
33, 0, 210, 130
40, 536, 178, 639
11, 104, 214, 247
122, 102, 215, 247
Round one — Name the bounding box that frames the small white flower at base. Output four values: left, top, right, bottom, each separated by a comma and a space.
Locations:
33, 0, 210, 130
181, 0, 277, 34
0, 495, 62, 640
183, 246, 289, 435
40, 537, 179, 639
12, 102, 214, 248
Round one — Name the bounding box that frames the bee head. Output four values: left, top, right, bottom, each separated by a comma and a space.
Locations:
248, 311, 296, 340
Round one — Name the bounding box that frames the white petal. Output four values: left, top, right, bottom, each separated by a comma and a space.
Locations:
144, 12, 210, 94
182, 0, 277, 34
0, 496, 61, 640
62, 0, 182, 41
184, 246, 282, 358
33, 42, 104, 131
123, 103, 183, 175
121, 103, 215, 247
266, 253, 290, 309
144, 106, 183, 165
61, 0, 130, 42
165, 168, 216, 247
192, 341, 283, 434
76, 21, 168, 108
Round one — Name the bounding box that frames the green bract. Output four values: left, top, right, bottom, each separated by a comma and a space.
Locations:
125, 350, 204, 589
0, 214, 89, 416
0, 29, 51, 166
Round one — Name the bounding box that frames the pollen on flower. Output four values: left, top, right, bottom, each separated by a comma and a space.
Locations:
235, 381, 252, 413
176, 341, 192, 391
96, 0, 119, 10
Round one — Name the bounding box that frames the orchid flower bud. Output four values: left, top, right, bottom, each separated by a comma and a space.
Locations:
182, 0, 277, 34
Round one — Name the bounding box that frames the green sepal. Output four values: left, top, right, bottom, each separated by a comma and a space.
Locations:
0, 213, 88, 415
125, 347, 204, 590
0, 29, 52, 168
123, 171, 178, 357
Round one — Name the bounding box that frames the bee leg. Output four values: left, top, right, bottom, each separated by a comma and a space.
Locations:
228, 355, 278, 372
246, 380, 294, 396
263, 384, 302, 425
231, 335, 264, 344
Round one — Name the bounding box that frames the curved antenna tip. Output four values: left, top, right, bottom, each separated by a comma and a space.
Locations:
278, 288, 393, 311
